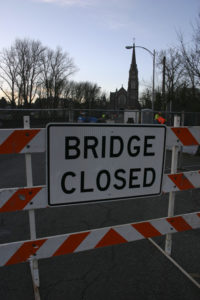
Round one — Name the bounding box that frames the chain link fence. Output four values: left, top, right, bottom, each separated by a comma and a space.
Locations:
0, 108, 200, 128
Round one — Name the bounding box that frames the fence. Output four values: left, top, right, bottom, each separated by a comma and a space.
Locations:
1, 108, 200, 128
0, 115, 200, 299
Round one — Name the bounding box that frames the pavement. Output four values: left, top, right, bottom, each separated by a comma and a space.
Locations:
0, 151, 200, 299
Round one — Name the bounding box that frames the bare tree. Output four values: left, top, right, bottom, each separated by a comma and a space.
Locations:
157, 48, 184, 111
84, 82, 101, 109
0, 39, 77, 107
178, 13, 200, 91
65, 81, 102, 106
40, 47, 77, 107
14, 39, 45, 106
0, 46, 19, 106
63, 80, 76, 99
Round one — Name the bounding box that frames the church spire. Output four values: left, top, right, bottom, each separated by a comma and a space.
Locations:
131, 43, 136, 67
127, 44, 140, 109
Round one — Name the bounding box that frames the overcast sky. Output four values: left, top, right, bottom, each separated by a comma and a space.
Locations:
1, 0, 200, 96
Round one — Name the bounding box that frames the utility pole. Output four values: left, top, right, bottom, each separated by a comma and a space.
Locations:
162, 56, 166, 111
152, 49, 156, 113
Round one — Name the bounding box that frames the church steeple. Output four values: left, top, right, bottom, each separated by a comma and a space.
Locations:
131, 43, 136, 68
127, 44, 140, 109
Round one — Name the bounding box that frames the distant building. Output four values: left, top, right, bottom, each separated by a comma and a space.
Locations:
110, 44, 140, 110
110, 86, 127, 110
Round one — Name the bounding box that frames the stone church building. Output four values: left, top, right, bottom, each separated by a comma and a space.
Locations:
110, 45, 140, 110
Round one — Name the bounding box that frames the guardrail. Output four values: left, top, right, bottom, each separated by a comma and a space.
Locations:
0, 116, 200, 299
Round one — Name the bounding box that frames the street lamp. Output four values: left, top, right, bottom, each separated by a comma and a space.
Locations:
125, 44, 156, 113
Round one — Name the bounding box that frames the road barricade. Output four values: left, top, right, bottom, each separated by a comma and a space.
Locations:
0, 119, 200, 297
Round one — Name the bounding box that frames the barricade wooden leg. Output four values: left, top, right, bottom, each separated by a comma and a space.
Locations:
24, 116, 40, 300
165, 115, 180, 255
150, 238, 200, 289
165, 191, 176, 255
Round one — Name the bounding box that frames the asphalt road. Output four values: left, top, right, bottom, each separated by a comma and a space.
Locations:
0, 151, 200, 299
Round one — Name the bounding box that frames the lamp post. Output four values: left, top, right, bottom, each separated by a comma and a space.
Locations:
125, 44, 156, 113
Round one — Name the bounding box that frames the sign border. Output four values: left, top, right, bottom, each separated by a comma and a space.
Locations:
47, 123, 166, 206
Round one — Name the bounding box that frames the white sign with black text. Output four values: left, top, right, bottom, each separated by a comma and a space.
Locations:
47, 124, 166, 206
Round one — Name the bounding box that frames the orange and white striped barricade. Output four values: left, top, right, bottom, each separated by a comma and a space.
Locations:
0, 211, 199, 267
0, 128, 45, 154
1, 126, 200, 155
1, 170, 200, 213
166, 126, 200, 147
1, 121, 200, 295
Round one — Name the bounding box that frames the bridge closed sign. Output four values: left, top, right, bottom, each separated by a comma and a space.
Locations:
47, 124, 166, 206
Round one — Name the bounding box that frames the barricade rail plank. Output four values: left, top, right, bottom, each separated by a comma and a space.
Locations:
0, 170, 199, 212
0, 186, 46, 212
0, 126, 200, 154
0, 128, 45, 154
0, 211, 199, 266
